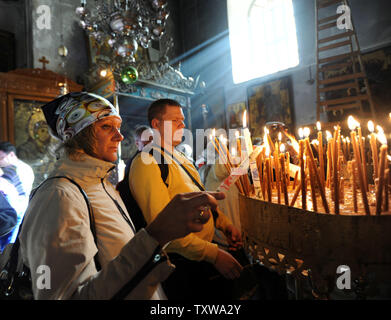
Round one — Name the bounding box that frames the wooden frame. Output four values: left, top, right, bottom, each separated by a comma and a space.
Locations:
247, 76, 295, 139
0, 68, 82, 187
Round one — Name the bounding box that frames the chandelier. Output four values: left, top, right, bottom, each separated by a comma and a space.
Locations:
76, 0, 170, 83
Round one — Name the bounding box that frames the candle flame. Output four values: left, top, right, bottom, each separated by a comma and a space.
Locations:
377, 132, 387, 146
280, 143, 286, 153
346, 137, 350, 143
263, 130, 271, 156
219, 135, 227, 145
326, 130, 332, 141
265, 144, 270, 157
376, 125, 384, 134
348, 115, 359, 131
264, 126, 269, 134
278, 132, 282, 141
316, 121, 321, 131
283, 131, 299, 154
368, 120, 375, 133
303, 127, 310, 138
311, 139, 319, 145
298, 127, 304, 139
388, 155, 391, 162
242, 110, 247, 128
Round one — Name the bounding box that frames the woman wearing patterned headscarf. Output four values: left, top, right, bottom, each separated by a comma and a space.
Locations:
17, 92, 225, 300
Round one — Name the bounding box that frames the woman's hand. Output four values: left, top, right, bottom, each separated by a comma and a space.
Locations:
146, 191, 225, 246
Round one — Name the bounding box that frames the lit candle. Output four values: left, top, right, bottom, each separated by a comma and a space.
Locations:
376, 134, 388, 215
280, 153, 289, 205
368, 120, 379, 182
231, 147, 245, 194
305, 139, 330, 214
278, 132, 282, 152
317, 121, 325, 190
357, 122, 368, 192
348, 116, 370, 215
307, 152, 318, 212
326, 130, 332, 189
249, 148, 262, 199
265, 157, 272, 202
265, 126, 274, 154
274, 146, 281, 204
333, 126, 340, 214
210, 133, 232, 182
242, 110, 253, 155
299, 139, 306, 210
261, 157, 267, 201
209, 133, 220, 156
236, 130, 242, 159
218, 134, 232, 168
341, 136, 347, 161
303, 127, 311, 141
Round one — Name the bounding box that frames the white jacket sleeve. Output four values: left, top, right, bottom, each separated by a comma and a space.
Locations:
19, 185, 174, 300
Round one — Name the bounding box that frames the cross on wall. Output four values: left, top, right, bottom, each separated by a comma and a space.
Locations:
38, 56, 50, 70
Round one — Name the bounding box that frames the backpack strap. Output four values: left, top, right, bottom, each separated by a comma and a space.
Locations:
153, 145, 218, 222
148, 148, 169, 186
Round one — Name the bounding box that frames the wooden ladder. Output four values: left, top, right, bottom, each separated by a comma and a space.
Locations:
315, 0, 376, 122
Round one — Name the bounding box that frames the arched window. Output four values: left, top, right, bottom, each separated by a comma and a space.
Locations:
228, 0, 299, 84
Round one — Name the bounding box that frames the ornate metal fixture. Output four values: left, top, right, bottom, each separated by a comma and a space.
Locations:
76, 0, 167, 76
77, 0, 203, 92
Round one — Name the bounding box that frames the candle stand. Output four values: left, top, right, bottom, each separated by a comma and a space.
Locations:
239, 194, 391, 299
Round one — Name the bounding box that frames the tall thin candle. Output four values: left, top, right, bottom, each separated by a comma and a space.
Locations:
368, 121, 379, 182
349, 116, 370, 215
376, 144, 387, 215
317, 122, 325, 190
299, 140, 306, 210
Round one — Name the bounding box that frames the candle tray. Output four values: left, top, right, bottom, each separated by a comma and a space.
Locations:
239, 194, 391, 299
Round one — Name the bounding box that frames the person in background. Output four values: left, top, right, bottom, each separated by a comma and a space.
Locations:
0, 167, 22, 252
129, 98, 243, 300
0, 164, 28, 248
124, 124, 154, 179
18, 92, 225, 300
0, 191, 18, 253
0, 141, 35, 198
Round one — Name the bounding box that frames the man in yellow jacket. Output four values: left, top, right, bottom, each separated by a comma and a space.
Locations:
129, 99, 243, 300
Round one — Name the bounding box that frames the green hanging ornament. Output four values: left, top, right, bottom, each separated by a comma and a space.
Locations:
121, 66, 139, 84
